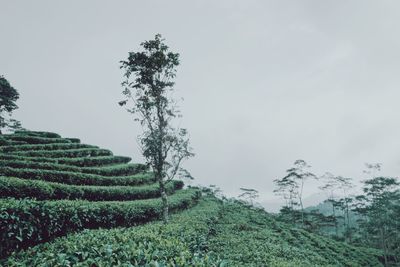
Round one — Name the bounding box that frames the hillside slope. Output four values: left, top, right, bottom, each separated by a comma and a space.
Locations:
3, 196, 382, 266
0, 131, 382, 266
0, 131, 199, 258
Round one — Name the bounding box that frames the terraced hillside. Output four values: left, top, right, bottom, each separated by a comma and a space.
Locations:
3, 196, 383, 266
0, 131, 200, 259
0, 131, 383, 266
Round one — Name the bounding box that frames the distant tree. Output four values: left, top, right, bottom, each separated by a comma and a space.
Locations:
119, 34, 194, 224
274, 159, 317, 227
320, 172, 354, 241
238, 187, 259, 206
363, 162, 382, 178
320, 172, 340, 236
0, 76, 21, 134
356, 177, 400, 266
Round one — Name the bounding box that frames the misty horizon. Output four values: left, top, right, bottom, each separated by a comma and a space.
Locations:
2, 1, 400, 212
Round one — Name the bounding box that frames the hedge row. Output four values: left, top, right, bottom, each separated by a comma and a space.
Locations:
3, 196, 221, 266
0, 176, 183, 201
0, 154, 132, 167
0, 189, 200, 258
9, 148, 113, 158
66, 138, 80, 143
0, 143, 96, 152
0, 138, 26, 146
0, 160, 147, 176
81, 164, 148, 176
0, 167, 156, 186
13, 131, 61, 138
2, 135, 72, 144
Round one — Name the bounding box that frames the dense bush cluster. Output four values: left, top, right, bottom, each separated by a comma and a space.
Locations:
0, 189, 200, 258
0, 177, 183, 201
3, 135, 74, 144
8, 147, 113, 158
0, 131, 194, 259
1, 154, 132, 167
0, 167, 155, 186
14, 130, 61, 138
0, 159, 147, 176
0, 143, 96, 152
2, 196, 382, 266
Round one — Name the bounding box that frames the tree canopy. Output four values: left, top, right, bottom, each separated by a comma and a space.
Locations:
0, 76, 20, 134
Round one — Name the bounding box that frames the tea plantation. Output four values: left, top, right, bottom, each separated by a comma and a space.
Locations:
0, 131, 383, 266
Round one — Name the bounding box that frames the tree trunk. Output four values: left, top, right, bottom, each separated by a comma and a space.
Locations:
345, 202, 352, 242
300, 179, 305, 227
158, 178, 169, 224
332, 202, 338, 237
380, 228, 388, 266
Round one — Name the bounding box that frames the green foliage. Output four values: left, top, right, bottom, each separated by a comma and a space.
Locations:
0, 159, 147, 176
0, 130, 385, 265
13, 131, 61, 138
0, 130, 199, 260
0, 167, 155, 186
353, 177, 400, 265
7, 148, 113, 158
0, 76, 20, 134
0, 189, 200, 258
0, 154, 132, 167
120, 34, 194, 223
3, 135, 72, 144
0, 142, 96, 152
0, 176, 183, 201
3, 196, 382, 266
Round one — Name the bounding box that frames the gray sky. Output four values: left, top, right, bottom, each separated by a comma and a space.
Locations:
2, 1, 400, 211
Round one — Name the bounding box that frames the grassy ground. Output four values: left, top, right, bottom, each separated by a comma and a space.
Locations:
3, 195, 383, 266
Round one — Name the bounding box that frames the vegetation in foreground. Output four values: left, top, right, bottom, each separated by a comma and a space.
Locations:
0, 131, 198, 259
3, 195, 382, 266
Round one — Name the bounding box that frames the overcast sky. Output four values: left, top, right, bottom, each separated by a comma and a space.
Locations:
1, 1, 400, 211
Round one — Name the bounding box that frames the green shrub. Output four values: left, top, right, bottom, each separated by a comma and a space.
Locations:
66, 138, 80, 143
2, 135, 72, 144
0, 176, 183, 201
9, 148, 113, 158
3, 196, 222, 266
0, 154, 132, 167
0, 189, 200, 258
13, 131, 61, 138
0, 138, 26, 146
0, 143, 96, 152
0, 160, 147, 176
0, 167, 155, 186
80, 163, 148, 176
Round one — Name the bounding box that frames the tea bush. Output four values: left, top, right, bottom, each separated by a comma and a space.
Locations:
0, 167, 156, 186
0, 143, 96, 152
1, 154, 132, 167
0, 176, 183, 201
2, 196, 382, 266
0, 189, 200, 258
3, 135, 72, 144
9, 148, 113, 158
0, 159, 147, 176
14, 131, 62, 138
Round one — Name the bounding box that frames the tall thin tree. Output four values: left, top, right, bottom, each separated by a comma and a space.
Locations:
119, 34, 194, 223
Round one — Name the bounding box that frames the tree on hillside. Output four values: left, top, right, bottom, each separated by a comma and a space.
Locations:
0, 76, 21, 134
274, 159, 317, 226
119, 34, 194, 224
238, 187, 259, 206
320, 172, 340, 236
320, 172, 354, 241
355, 177, 400, 266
